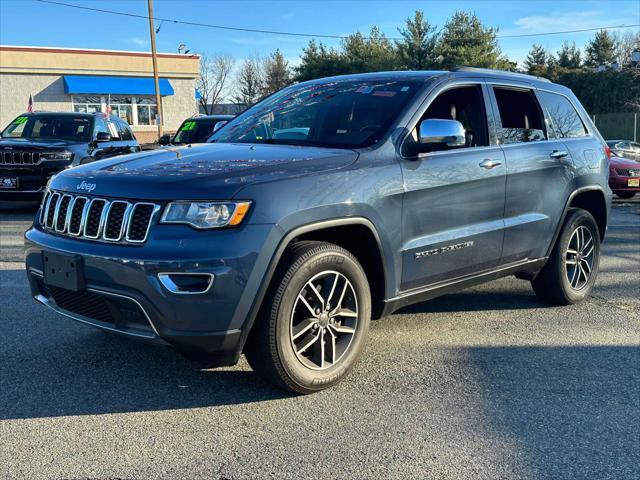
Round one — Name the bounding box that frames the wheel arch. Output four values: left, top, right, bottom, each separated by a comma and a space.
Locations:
547, 186, 609, 257
239, 217, 390, 354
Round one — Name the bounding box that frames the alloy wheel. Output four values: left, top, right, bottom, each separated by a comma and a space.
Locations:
289, 270, 358, 370
565, 225, 595, 290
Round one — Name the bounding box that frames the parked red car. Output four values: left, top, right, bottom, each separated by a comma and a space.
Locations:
609, 155, 640, 199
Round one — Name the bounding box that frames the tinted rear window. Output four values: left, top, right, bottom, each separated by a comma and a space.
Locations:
493, 88, 546, 144
538, 91, 587, 138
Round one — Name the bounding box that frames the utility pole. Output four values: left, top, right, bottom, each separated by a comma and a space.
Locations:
147, 0, 163, 139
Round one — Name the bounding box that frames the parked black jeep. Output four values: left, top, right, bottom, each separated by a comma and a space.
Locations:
0, 112, 140, 201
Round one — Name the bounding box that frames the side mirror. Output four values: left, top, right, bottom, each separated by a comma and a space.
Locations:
158, 134, 171, 146
95, 131, 111, 143
213, 120, 228, 133
419, 119, 466, 147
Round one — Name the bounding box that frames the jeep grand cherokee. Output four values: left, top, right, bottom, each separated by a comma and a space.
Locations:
25, 68, 612, 393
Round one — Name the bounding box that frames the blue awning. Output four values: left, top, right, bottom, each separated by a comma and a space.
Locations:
63, 75, 174, 96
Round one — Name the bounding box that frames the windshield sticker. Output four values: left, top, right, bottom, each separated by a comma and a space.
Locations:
107, 122, 118, 138
356, 86, 373, 94
401, 86, 410, 92
372, 91, 396, 97
14, 116, 28, 125
180, 121, 197, 131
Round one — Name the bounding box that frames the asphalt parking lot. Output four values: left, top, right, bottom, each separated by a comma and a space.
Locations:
0, 199, 638, 480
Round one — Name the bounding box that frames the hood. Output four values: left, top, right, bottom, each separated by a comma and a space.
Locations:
609, 155, 640, 169
0, 137, 81, 149
49, 142, 358, 200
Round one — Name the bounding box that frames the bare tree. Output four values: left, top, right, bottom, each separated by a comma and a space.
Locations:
613, 31, 640, 67
197, 53, 235, 115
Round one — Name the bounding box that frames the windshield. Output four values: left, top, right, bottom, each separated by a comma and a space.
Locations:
173, 118, 220, 144
1, 115, 92, 142
209, 79, 423, 149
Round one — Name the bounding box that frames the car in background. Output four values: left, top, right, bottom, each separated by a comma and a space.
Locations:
0, 112, 139, 201
606, 140, 640, 161
159, 114, 234, 146
608, 154, 640, 199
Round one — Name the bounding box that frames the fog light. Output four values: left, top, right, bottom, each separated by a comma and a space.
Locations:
158, 273, 214, 294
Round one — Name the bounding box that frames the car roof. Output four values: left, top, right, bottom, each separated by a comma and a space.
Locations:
188, 115, 235, 121
300, 67, 555, 88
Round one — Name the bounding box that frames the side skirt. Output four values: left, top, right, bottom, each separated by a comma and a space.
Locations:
382, 257, 547, 315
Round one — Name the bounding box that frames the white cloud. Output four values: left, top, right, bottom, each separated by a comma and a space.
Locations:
128, 36, 148, 47
509, 9, 628, 34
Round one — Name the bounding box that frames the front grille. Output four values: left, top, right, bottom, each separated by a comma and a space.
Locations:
41, 190, 159, 244
616, 168, 640, 177
1, 150, 41, 165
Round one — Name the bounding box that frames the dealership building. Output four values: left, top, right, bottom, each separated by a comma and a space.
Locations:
0, 45, 200, 143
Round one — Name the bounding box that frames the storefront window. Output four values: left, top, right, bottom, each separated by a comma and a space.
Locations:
136, 97, 159, 126
109, 96, 133, 125
73, 96, 101, 114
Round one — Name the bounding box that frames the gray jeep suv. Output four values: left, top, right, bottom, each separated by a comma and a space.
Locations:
25, 68, 612, 393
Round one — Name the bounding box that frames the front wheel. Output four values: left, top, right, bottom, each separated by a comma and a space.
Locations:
245, 241, 371, 394
531, 208, 601, 305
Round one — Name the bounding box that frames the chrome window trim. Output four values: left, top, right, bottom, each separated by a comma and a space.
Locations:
125, 203, 161, 244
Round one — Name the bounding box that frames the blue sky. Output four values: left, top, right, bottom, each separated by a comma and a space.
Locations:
1, 0, 638, 66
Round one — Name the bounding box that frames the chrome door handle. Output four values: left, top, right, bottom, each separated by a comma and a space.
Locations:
479, 159, 502, 169
549, 150, 569, 159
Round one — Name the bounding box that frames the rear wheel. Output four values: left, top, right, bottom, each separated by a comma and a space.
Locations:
615, 191, 636, 199
531, 208, 600, 305
245, 241, 371, 394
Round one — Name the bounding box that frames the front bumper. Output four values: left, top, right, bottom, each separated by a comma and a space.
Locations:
609, 174, 640, 193
25, 220, 276, 365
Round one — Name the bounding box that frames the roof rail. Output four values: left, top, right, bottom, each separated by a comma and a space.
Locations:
452, 67, 552, 83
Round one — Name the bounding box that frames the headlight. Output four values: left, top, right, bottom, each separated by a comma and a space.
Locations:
160, 201, 252, 229
40, 151, 73, 162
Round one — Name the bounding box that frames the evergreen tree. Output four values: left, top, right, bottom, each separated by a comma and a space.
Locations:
262, 49, 291, 95
523, 44, 549, 74
556, 41, 581, 69
341, 26, 398, 73
295, 39, 346, 82
434, 11, 514, 70
584, 30, 617, 67
395, 10, 439, 70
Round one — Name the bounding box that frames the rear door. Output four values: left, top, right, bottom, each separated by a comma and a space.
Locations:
399, 81, 507, 291
487, 84, 575, 262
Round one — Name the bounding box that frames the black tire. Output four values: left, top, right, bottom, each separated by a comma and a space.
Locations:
245, 241, 371, 394
615, 191, 636, 199
531, 208, 601, 305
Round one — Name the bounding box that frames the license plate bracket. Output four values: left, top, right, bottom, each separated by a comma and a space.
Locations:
0, 177, 18, 189
43, 251, 85, 291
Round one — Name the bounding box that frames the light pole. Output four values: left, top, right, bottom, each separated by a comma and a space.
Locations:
147, 0, 163, 139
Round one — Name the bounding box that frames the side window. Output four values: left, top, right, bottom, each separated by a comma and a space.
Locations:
538, 91, 587, 139
404, 85, 489, 155
93, 117, 110, 138
493, 87, 546, 144
117, 120, 133, 141
106, 121, 120, 140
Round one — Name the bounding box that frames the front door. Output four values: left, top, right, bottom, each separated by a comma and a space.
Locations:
399, 83, 507, 292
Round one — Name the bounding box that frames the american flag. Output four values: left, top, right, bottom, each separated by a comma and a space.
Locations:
104, 94, 112, 118
27, 95, 33, 113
